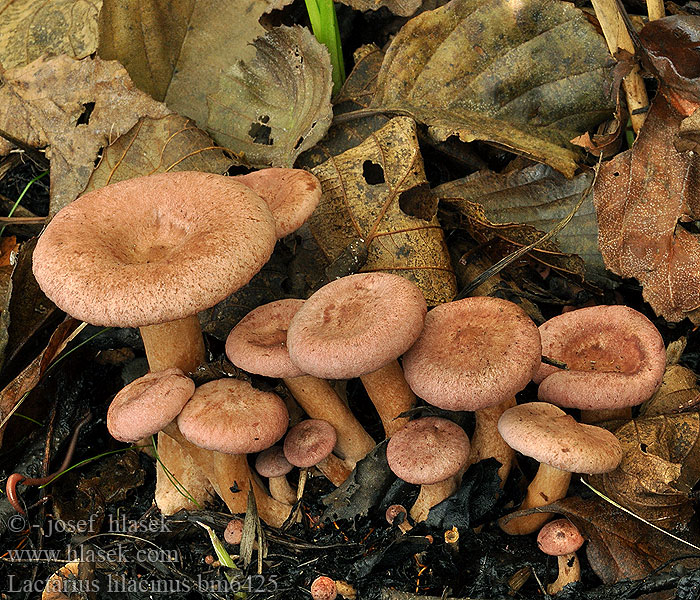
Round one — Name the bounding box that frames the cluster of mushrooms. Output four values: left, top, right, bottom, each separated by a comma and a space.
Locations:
31, 168, 668, 595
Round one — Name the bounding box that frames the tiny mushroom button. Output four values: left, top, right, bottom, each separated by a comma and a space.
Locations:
537, 518, 585, 594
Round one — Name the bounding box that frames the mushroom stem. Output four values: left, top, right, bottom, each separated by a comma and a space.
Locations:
465, 397, 516, 486
269, 475, 297, 505
140, 315, 206, 373
549, 553, 581, 594
315, 453, 353, 487
499, 463, 572, 535
360, 359, 415, 437
410, 476, 457, 523
283, 375, 375, 467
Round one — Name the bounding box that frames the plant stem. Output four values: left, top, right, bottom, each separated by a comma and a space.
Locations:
305, 0, 345, 94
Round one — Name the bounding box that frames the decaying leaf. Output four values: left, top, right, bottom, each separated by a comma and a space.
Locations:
642, 364, 700, 417
594, 96, 700, 322
436, 164, 610, 286
543, 496, 700, 584
83, 114, 235, 192
0, 55, 169, 215
592, 414, 700, 529
337, 0, 421, 18
309, 117, 456, 305
98, 0, 293, 127
206, 25, 333, 168
0, 0, 101, 70
0, 236, 18, 373
371, 0, 616, 176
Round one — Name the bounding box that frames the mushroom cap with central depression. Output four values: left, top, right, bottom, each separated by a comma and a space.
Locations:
32, 172, 277, 327
287, 272, 427, 379
177, 379, 288, 454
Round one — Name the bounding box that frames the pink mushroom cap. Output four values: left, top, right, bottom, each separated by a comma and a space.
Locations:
310, 576, 337, 600
224, 518, 244, 545
177, 379, 288, 454
283, 419, 337, 468
107, 368, 195, 442
225, 299, 305, 378
403, 297, 542, 411
32, 172, 277, 327
386, 417, 470, 485
255, 446, 294, 478
537, 519, 584, 556
287, 272, 427, 379
534, 305, 666, 410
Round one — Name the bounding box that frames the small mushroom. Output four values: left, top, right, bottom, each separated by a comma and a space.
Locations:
385, 504, 413, 533
497, 402, 622, 535
255, 446, 297, 505
224, 518, 244, 545
537, 518, 585, 594
386, 417, 471, 522
310, 576, 337, 600
283, 420, 351, 487
287, 273, 427, 437
534, 305, 666, 422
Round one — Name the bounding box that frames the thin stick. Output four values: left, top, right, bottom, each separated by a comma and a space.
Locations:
591, 0, 649, 133
646, 0, 665, 21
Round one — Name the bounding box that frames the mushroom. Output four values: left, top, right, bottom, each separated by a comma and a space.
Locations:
310, 576, 337, 600
403, 297, 542, 486
234, 168, 322, 239
537, 518, 585, 594
283, 419, 351, 487
386, 417, 471, 522
224, 518, 244, 545
497, 402, 622, 535
174, 378, 292, 527
385, 504, 413, 533
226, 299, 375, 469
287, 273, 427, 437
534, 305, 666, 422
255, 446, 297, 505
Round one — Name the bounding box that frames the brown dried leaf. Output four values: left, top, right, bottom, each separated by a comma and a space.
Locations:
594, 95, 700, 322
83, 115, 235, 192
0, 55, 169, 215
337, 0, 421, 17
642, 364, 700, 416
0, 236, 18, 372
591, 414, 700, 529
0, 0, 101, 70
371, 0, 616, 176
206, 25, 333, 168
309, 117, 456, 305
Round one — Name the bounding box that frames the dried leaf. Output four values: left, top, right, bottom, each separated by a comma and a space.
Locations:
206, 25, 333, 168
83, 115, 235, 192
0, 0, 101, 70
337, 0, 421, 18
594, 95, 700, 321
592, 414, 700, 529
642, 364, 700, 417
371, 0, 616, 177
309, 117, 456, 305
0, 55, 169, 215
0, 236, 18, 371
436, 164, 611, 286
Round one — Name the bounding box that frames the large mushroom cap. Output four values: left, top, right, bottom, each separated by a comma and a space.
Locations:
177, 378, 288, 454
537, 519, 584, 556
33, 172, 277, 327
283, 419, 337, 468
497, 402, 622, 474
403, 297, 542, 411
107, 368, 195, 442
386, 417, 470, 485
287, 272, 427, 379
225, 299, 305, 378
534, 305, 666, 410
235, 168, 322, 238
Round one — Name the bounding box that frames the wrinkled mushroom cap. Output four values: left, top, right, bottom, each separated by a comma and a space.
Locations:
235, 168, 322, 238
403, 297, 542, 411
107, 368, 195, 442
225, 299, 305, 378
497, 402, 622, 474
255, 446, 294, 478
177, 379, 288, 454
283, 419, 337, 468
287, 272, 427, 379
534, 306, 666, 410
310, 576, 337, 600
224, 518, 244, 545
386, 417, 470, 485
33, 172, 277, 327
537, 519, 584, 556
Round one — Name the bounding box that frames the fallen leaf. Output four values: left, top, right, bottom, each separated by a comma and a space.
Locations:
642, 364, 700, 417
0, 236, 18, 372
309, 117, 456, 305
594, 95, 700, 322
206, 25, 333, 167
337, 0, 421, 18
0, 0, 101, 70
0, 55, 169, 215
83, 115, 235, 192
371, 0, 616, 176
592, 414, 700, 529
436, 163, 611, 287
